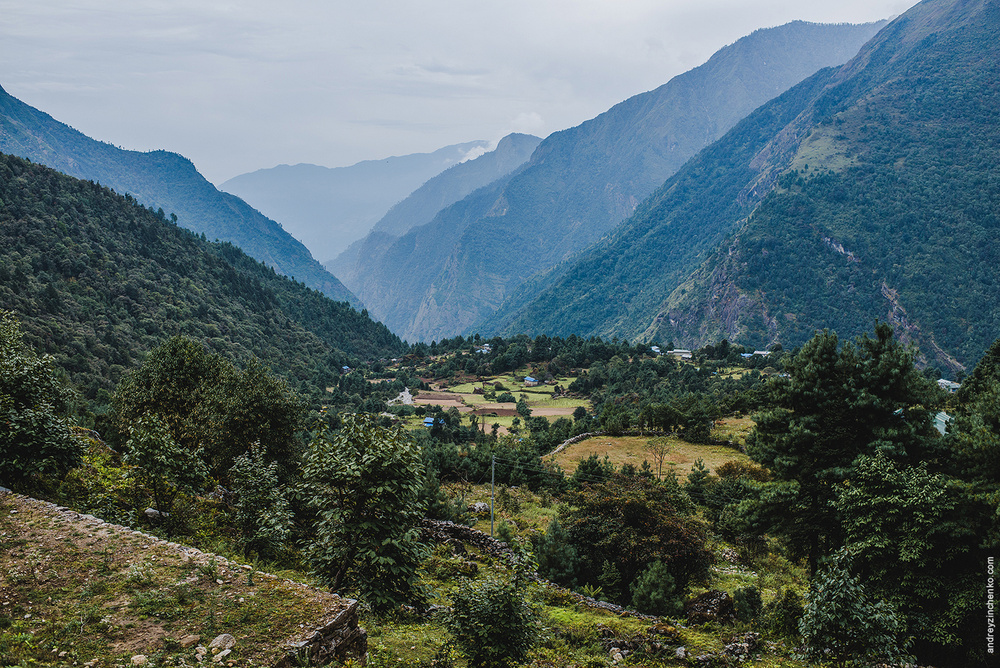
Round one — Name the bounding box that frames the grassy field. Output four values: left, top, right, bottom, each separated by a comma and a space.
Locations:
550, 434, 750, 480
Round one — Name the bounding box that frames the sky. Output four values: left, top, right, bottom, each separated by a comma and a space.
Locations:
0, 0, 916, 185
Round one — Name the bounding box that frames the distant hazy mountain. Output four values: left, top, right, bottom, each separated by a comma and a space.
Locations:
0, 85, 357, 306
330, 133, 542, 291
344, 20, 887, 342
221, 141, 493, 264
500, 0, 1000, 375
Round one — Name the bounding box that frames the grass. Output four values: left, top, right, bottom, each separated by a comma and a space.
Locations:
550, 434, 750, 479
0, 493, 358, 668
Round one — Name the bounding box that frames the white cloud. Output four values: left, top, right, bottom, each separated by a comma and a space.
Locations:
509, 112, 546, 137
0, 0, 917, 184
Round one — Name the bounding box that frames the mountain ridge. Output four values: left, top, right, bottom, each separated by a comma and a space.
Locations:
342, 20, 889, 342
0, 85, 358, 307
223, 140, 498, 264
329, 132, 541, 288
499, 0, 1000, 374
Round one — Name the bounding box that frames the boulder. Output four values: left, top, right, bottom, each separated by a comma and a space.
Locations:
684, 590, 735, 625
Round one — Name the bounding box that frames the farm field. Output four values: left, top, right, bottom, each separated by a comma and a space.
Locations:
550, 433, 751, 481
405, 373, 590, 434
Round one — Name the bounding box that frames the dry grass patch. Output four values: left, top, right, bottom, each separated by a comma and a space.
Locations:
551, 435, 751, 479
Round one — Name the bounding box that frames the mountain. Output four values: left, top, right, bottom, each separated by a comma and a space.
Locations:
0, 152, 406, 401
330, 132, 542, 291
343, 20, 887, 342
221, 140, 494, 264
0, 85, 358, 307
499, 0, 999, 375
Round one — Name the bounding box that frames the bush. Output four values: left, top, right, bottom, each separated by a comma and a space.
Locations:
798, 549, 911, 666
733, 586, 763, 623
497, 392, 516, 403
764, 588, 804, 638
447, 567, 539, 668
0, 310, 82, 484
629, 561, 684, 617
303, 413, 427, 613
560, 476, 707, 604
532, 518, 578, 588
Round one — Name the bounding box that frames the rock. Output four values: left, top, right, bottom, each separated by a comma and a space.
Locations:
143, 507, 169, 519
723, 632, 760, 660
179, 634, 201, 648
685, 589, 736, 625
648, 622, 681, 643
212, 649, 232, 663
675, 646, 688, 659
208, 634, 236, 650
131, 656, 148, 666
468, 501, 490, 515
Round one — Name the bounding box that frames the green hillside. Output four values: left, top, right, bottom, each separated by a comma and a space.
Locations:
502, 0, 1000, 375
0, 85, 358, 306
345, 20, 886, 342
0, 152, 405, 402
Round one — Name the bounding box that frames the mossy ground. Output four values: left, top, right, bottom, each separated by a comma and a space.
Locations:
0, 494, 352, 668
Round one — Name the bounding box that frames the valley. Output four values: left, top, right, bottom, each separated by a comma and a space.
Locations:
3, 0, 1000, 666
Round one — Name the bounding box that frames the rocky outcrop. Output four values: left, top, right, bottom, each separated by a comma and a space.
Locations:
275, 603, 367, 668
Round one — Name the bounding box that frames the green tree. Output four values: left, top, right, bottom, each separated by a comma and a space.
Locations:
447, 556, 539, 668
837, 452, 992, 665
0, 310, 81, 484
123, 413, 207, 534
560, 476, 707, 604
629, 560, 684, 617
515, 397, 532, 418
798, 548, 911, 668
302, 413, 427, 612
229, 441, 293, 560
531, 517, 578, 587
112, 336, 303, 478
747, 323, 938, 571
949, 336, 1000, 486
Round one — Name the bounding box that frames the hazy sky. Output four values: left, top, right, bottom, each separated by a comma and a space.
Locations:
1, 0, 915, 185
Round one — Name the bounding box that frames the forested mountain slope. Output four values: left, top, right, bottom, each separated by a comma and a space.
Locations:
329, 133, 541, 288
0, 152, 405, 401
501, 0, 998, 375
347, 20, 886, 342
222, 140, 493, 264
0, 85, 358, 306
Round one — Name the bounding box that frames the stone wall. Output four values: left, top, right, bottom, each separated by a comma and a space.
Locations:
275, 602, 367, 668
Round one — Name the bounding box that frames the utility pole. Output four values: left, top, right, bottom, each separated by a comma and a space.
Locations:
491, 454, 495, 537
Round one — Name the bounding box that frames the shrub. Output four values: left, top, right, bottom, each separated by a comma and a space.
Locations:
532, 518, 578, 588
798, 549, 912, 667
733, 586, 763, 623
447, 567, 539, 668
629, 561, 684, 617
764, 588, 804, 638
